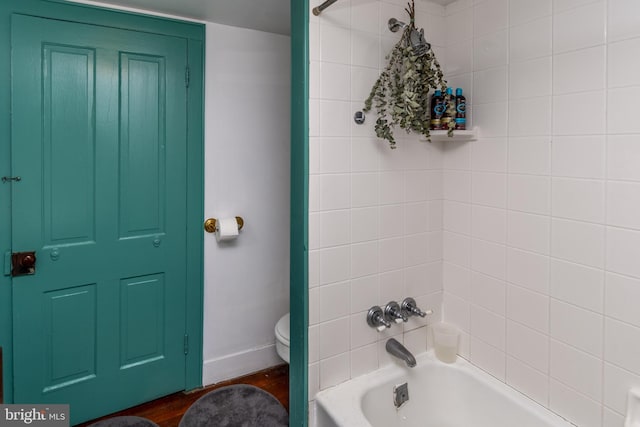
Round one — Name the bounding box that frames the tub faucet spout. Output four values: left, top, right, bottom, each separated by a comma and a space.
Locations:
386, 338, 416, 368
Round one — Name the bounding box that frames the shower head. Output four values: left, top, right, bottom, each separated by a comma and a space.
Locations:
387, 17, 431, 56
388, 18, 407, 32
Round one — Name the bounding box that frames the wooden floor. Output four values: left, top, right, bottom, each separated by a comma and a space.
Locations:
77, 364, 289, 427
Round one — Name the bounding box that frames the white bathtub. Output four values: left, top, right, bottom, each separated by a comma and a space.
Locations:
315, 351, 573, 427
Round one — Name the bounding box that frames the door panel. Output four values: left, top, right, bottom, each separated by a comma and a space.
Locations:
44, 284, 97, 392
44, 45, 96, 245
119, 274, 165, 368
11, 14, 188, 424
119, 53, 166, 237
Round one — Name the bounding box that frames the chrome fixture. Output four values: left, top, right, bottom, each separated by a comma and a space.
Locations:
388, 17, 408, 33
313, 0, 338, 16
386, 338, 417, 368
367, 306, 391, 331
387, 17, 431, 57
393, 382, 410, 408
401, 297, 433, 318
354, 110, 366, 125
384, 301, 408, 323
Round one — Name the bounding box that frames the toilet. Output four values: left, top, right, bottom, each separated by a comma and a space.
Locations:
275, 313, 290, 363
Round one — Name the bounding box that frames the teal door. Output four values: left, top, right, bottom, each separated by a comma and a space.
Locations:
11, 14, 189, 424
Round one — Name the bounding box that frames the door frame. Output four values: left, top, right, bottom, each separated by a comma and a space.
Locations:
289, 0, 309, 425
0, 0, 205, 403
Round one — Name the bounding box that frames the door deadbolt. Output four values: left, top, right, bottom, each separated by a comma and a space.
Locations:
11, 251, 36, 277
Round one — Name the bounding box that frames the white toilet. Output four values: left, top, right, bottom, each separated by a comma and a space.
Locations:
275, 313, 290, 363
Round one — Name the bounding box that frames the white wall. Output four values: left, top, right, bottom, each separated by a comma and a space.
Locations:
203, 22, 290, 385
307, 0, 447, 400
441, 0, 640, 426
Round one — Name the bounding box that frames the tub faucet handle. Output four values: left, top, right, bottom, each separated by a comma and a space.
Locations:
367, 306, 391, 331
401, 297, 432, 318
385, 301, 408, 323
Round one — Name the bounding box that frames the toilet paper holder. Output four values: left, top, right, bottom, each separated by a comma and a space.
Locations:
204, 216, 244, 233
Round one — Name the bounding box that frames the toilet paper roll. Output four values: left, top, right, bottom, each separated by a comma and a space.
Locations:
216, 217, 239, 242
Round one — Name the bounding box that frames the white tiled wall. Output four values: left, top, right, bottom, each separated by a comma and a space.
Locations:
309, 0, 640, 425
307, 0, 446, 400
441, 0, 640, 426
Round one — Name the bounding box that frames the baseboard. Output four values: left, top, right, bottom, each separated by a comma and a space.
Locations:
202, 343, 284, 386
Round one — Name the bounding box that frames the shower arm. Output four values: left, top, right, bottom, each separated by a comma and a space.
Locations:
312, 0, 338, 16
387, 17, 431, 54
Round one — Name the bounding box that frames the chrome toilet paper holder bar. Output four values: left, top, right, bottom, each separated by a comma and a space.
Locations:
204, 216, 244, 233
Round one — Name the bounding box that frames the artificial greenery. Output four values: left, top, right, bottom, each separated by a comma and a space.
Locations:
363, 0, 452, 149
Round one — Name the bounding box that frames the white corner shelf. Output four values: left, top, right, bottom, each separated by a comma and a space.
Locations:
421, 127, 478, 142
429, 0, 458, 5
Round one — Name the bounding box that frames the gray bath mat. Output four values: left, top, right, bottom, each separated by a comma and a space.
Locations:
88, 416, 159, 427
178, 384, 288, 427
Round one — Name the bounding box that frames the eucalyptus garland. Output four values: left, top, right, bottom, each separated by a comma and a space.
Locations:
363, 0, 452, 149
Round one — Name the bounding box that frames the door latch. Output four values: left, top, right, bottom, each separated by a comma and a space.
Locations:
1, 176, 21, 183
11, 251, 36, 277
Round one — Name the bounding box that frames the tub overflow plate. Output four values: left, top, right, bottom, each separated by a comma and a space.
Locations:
393, 382, 409, 409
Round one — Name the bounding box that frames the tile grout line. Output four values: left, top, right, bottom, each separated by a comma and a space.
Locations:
601, 0, 609, 424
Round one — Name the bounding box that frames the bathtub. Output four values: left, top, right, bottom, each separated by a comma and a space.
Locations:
315, 351, 573, 427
